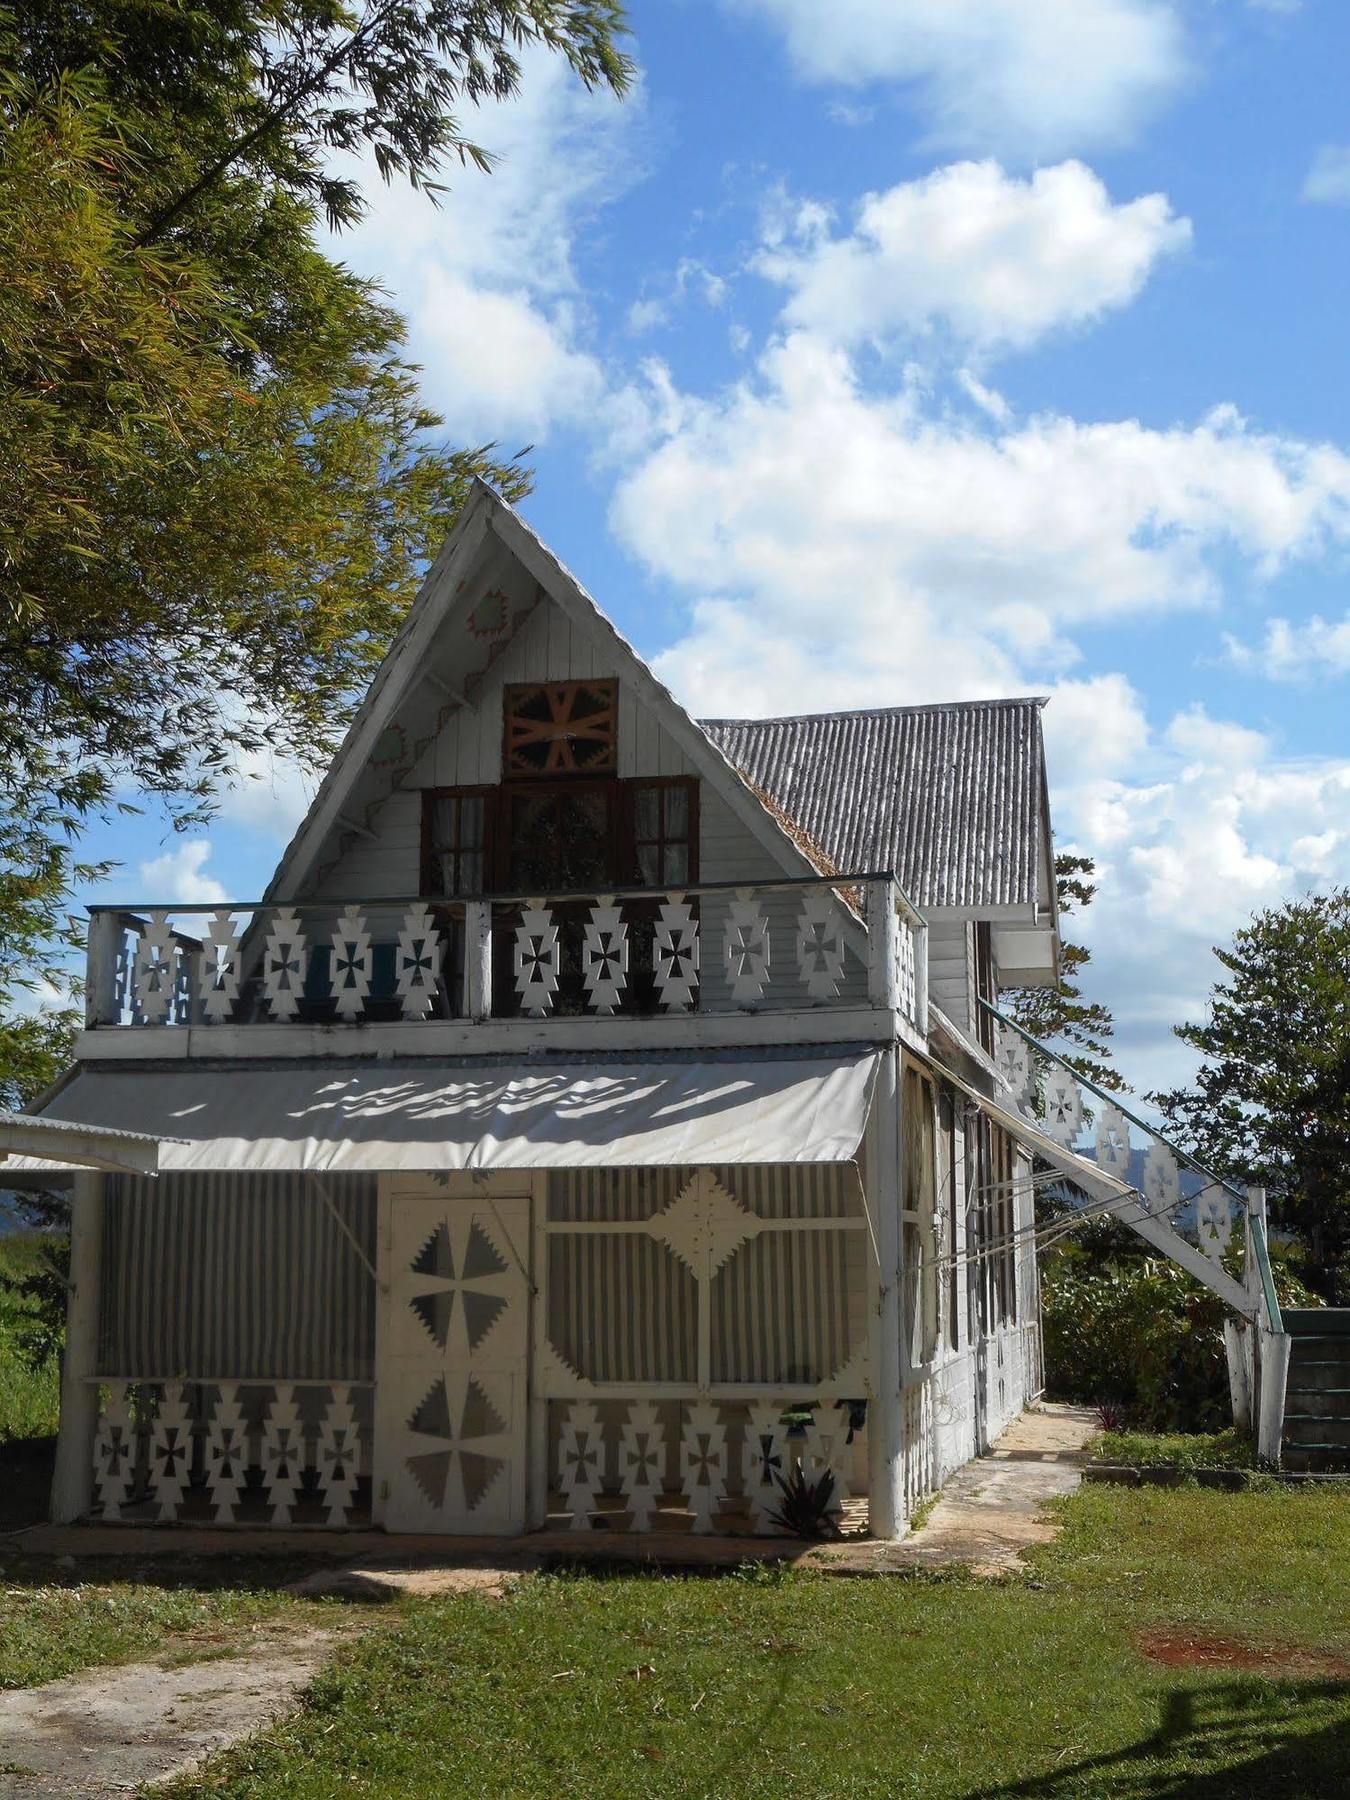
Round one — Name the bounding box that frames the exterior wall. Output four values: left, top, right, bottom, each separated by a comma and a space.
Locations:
314, 595, 701, 903
906, 1097, 1043, 1497
927, 918, 974, 1033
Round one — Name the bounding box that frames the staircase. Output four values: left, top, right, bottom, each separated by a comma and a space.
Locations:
1282, 1309, 1350, 1472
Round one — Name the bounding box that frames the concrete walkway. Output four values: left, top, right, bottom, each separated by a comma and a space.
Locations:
816, 1402, 1098, 1576
0, 1626, 341, 1798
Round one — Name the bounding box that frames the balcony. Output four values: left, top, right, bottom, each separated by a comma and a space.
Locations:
81, 875, 927, 1058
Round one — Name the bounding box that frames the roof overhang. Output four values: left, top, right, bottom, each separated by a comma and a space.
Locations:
0, 1110, 163, 1184
992, 925, 1060, 988
29, 1054, 881, 1175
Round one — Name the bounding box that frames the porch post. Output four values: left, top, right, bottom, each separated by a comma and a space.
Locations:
1223, 1320, 1252, 1430
50, 1170, 103, 1523
867, 1043, 905, 1538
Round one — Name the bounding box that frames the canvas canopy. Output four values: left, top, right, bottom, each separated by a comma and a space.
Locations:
27, 1053, 881, 1175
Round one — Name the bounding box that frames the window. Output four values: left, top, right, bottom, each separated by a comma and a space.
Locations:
503, 783, 617, 892
901, 1065, 939, 1368
504, 680, 617, 778
974, 921, 997, 1055
422, 789, 491, 897
629, 778, 698, 886
939, 1084, 960, 1350
970, 1113, 1016, 1334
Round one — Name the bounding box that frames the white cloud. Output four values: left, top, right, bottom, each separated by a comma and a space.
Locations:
410, 277, 604, 442
136, 842, 227, 905
736, 0, 1188, 160
611, 336, 1350, 716
607, 321, 1350, 1096
1165, 704, 1269, 768
217, 746, 317, 842
757, 161, 1190, 356
1051, 723, 1350, 1091
1223, 612, 1350, 680
327, 53, 643, 442
1302, 145, 1350, 205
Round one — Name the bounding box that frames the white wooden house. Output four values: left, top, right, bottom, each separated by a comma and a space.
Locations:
21, 483, 1285, 1538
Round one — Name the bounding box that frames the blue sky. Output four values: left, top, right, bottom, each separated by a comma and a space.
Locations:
75, 0, 1350, 1094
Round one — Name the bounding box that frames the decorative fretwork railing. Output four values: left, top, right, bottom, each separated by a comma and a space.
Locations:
89, 1379, 370, 1527
552, 1396, 864, 1535
984, 1001, 1246, 1271
85, 874, 927, 1035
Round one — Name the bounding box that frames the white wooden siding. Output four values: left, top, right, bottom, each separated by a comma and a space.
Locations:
314, 592, 700, 900
927, 919, 974, 1032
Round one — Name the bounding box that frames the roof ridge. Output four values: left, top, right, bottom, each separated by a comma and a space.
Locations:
700, 695, 1049, 728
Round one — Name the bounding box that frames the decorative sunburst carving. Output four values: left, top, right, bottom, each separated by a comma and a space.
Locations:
648, 1170, 760, 1277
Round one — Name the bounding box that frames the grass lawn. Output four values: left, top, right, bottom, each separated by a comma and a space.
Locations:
0, 1556, 348, 1693
1091, 1427, 1256, 1470
0, 1232, 60, 1444
158, 1484, 1350, 1800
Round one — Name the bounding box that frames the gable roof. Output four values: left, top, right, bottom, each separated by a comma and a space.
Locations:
264, 484, 824, 902
701, 698, 1050, 913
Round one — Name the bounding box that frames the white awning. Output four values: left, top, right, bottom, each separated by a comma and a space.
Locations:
29, 1054, 880, 1175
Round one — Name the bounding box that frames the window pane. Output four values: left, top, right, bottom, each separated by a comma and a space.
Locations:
662, 844, 688, 885
637, 843, 659, 885
430, 797, 458, 844
634, 787, 659, 840
663, 784, 689, 838
459, 851, 483, 895
460, 795, 484, 849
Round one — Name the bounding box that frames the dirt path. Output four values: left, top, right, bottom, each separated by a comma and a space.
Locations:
0, 1624, 343, 1798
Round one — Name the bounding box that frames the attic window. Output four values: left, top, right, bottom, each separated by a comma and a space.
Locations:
504, 680, 617, 777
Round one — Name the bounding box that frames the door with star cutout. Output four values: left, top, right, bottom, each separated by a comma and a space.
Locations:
377, 1192, 530, 1533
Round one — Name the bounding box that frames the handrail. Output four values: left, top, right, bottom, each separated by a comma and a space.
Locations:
87, 868, 913, 915
979, 998, 1248, 1209
1249, 1214, 1284, 1333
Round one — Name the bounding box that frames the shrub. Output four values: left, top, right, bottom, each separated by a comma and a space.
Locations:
1041, 1236, 1318, 1431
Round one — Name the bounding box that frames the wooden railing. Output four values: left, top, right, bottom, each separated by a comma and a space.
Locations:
85, 873, 928, 1036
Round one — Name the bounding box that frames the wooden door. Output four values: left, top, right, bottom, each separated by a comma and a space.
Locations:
377, 1190, 530, 1533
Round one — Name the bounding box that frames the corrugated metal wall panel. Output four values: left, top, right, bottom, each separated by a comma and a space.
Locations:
98, 1173, 377, 1380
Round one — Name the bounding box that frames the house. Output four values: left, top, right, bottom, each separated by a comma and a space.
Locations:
20, 483, 1282, 1538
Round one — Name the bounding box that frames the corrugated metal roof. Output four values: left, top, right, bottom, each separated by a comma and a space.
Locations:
700, 698, 1048, 911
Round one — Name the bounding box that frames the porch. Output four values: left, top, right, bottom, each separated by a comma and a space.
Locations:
50, 1103, 983, 1542
77, 872, 928, 1056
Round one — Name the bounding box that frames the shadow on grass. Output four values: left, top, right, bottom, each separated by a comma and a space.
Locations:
0, 1434, 55, 1532
969, 1677, 1350, 1799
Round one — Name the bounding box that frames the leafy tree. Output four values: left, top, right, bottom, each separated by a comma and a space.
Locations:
0, 4, 630, 1012
1006, 853, 1124, 1091
1153, 891, 1350, 1304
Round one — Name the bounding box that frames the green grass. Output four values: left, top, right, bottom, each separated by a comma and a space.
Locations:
159, 1485, 1350, 1799
1091, 1427, 1257, 1470
0, 1232, 60, 1443
0, 1556, 346, 1692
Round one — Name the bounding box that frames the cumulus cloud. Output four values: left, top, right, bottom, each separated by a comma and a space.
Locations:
1302, 145, 1350, 206
136, 841, 227, 905
1223, 612, 1350, 680
612, 336, 1350, 710
608, 320, 1350, 1092
327, 53, 642, 442
1032, 700, 1350, 1089
734, 0, 1188, 160
216, 746, 317, 843
757, 161, 1190, 356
